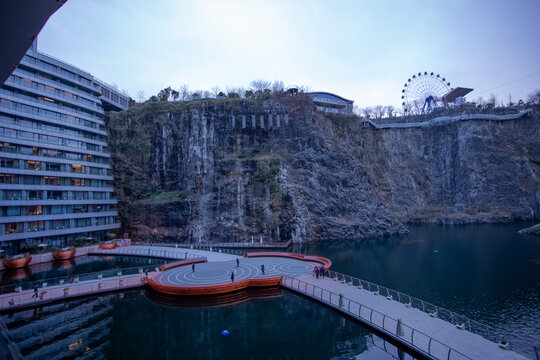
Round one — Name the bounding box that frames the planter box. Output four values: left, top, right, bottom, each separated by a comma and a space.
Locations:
386, 295, 393, 300
498, 342, 509, 350
456, 323, 465, 330
405, 302, 411, 308
429, 312, 437, 318
3, 256, 32, 269
99, 242, 116, 250
373, 291, 379, 295
53, 248, 76, 260
59, 280, 65, 285
97, 274, 103, 279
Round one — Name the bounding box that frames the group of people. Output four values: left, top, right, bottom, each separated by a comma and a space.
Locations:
313, 265, 327, 279
192, 258, 265, 283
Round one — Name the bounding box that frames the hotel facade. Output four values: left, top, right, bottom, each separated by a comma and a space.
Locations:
0, 40, 128, 255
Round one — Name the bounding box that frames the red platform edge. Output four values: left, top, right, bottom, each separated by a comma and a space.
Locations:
147, 252, 332, 296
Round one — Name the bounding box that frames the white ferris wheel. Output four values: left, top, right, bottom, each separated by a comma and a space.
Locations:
401, 72, 452, 114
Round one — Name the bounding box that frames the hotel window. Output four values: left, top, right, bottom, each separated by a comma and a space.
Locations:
44, 176, 61, 185
73, 191, 88, 200
5, 223, 18, 234
76, 218, 90, 227
47, 191, 65, 200
25, 160, 41, 170
27, 205, 42, 215
1, 142, 17, 153
6, 206, 21, 216
0, 159, 18, 168
50, 205, 63, 214
74, 204, 88, 213
72, 164, 85, 173
42, 148, 59, 158
23, 175, 41, 185
5, 190, 21, 200
82, 154, 93, 162
45, 162, 62, 172
0, 174, 15, 184
27, 220, 44, 232
27, 190, 42, 200
19, 131, 34, 141
2, 127, 16, 138
72, 178, 85, 186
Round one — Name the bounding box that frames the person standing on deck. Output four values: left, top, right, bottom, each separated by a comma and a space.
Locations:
261, 264, 265, 274
231, 272, 235, 282
236, 258, 239, 268
192, 263, 195, 272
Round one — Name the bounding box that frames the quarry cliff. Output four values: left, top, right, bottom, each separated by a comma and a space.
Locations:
106, 96, 540, 243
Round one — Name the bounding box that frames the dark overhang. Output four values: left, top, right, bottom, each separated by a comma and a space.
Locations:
0, 0, 67, 85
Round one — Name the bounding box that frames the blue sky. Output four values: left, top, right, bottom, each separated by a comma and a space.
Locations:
37, 0, 540, 108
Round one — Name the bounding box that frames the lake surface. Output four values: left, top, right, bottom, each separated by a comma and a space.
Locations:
293, 221, 540, 351
0, 255, 168, 286
2, 222, 539, 359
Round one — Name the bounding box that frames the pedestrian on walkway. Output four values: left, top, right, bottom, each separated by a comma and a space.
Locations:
315, 268, 319, 279
231, 272, 235, 282
236, 258, 239, 268
192, 263, 195, 272
261, 264, 265, 274
32, 285, 38, 298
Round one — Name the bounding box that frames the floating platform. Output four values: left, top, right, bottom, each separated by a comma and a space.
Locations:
147, 252, 331, 296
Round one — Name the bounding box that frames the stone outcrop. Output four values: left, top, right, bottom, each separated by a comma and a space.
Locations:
106, 98, 540, 243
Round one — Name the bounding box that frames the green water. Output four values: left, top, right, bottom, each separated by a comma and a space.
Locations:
2, 222, 539, 359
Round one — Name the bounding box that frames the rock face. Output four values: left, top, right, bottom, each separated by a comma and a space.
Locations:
106, 98, 540, 243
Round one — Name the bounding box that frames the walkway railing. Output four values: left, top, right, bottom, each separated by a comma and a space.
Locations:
0, 265, 159, 296
90, 248, 206, 261
134, 240, 292, 250
326, 270, 539, 360
282, 276, 472, 360
133, 242, 246, 256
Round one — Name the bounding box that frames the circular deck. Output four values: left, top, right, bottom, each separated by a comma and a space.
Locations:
147, 253, 331, 296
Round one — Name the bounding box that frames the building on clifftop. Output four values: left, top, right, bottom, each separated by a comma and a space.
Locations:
307, 91, 354, 114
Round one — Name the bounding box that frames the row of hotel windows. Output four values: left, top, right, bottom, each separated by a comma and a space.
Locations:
0, 159, 111, 176
0, 97, 105, 131
0, 126, 105, 152
1, 204, 115, 217
3, 216, 118, 235
0, 114, 106, 143
0, 174, 113, 187
8, 74, 99, 110
0, 231, 109, 254
99, 87, 129, 108
22, 55, 93, 88
2, 190, 113, 201
0, 87, 101, 120
15, 66, 99, 104
0, 143, 109, 165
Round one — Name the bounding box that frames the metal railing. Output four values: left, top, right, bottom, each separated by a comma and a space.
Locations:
325, 270, 539, 360
282, 275, 471, 360
0, 264, 159, 296
133, 242, 246, 256
90, 247, 206, 261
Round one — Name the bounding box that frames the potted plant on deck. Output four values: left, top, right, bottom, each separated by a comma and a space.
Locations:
498, 339, 509, 350
3, 243, 37, 269
99, 233, 117, 249
52, 247, 76, 260
455, 321, 465, 330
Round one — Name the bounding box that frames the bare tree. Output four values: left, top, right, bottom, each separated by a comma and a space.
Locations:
136, 90, 145, 103
385, 105, 395, 118
488, 93, 497, 106
507, 94, 513, 106
373, 105, 385, 119
211, 86, 221, 97
353, 105, 362, 116
362, 107, 373, 119
271, 80, 284, 94
203, 90, 212, 98
250, 79, 271, 92
179, 84, 190, 101
526, 89, 540, 104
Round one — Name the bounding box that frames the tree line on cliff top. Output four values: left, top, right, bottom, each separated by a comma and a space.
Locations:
134, 81, 540, 120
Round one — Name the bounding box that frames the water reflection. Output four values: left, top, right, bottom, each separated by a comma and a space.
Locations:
0, 255, 168, 286
3, 289, 416, 360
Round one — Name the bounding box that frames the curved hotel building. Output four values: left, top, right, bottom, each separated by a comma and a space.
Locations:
0, 40, 128, 255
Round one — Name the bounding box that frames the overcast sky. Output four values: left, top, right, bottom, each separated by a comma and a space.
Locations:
37, 0, 540, 108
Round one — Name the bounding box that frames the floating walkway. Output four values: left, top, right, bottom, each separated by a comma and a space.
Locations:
147, 252, 331, 296
0, 246, 535, 360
